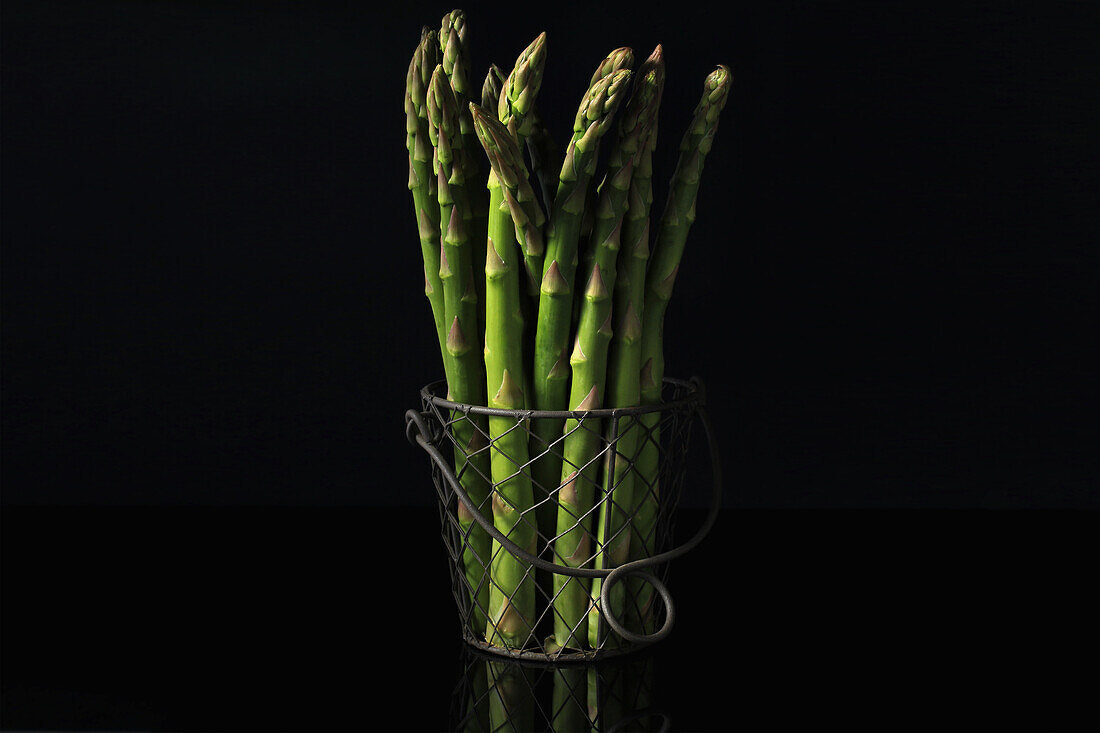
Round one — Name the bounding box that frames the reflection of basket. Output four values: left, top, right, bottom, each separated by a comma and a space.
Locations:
452, 644, 668, 732
405, 376, 721, 662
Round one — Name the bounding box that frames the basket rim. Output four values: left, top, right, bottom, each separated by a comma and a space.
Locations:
420, 376, 702, 419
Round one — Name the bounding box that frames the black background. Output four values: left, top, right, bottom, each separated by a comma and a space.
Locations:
2, 1, 1097, 730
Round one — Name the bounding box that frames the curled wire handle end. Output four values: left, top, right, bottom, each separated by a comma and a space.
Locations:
405, 409, 431, 445
599, 564, 675, 644
597, 401, 723, 644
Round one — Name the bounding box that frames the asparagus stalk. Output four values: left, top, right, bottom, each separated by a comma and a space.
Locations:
587, 46, 665, 647
633, 65, 732, 631
440, 10, 473, 107
440, 10, 477, 175
523, 45, 639, 217
588, 46, 635, 88
532, 46, 634, 419
407, 29, 448, 372
474, 63, 507, 333
641, 65, 732, 393
622, 122, 663, 636
497, 34, 551, 435
495, 34, 551, 383
470, 103, 539, 649
529, 50, 634, 470
427, 65, 495, 635
474, 105, 545, 298
440, 11, 486, 266
545, 65, 634, 651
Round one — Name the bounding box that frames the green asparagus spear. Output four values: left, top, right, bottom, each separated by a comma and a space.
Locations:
497, 33, 550, 428
427, 65, 495, 635
634, 65, 732, 632
587, 46, 634, 88
622, 128, 664, 637
641, 65, 732, 392
587, 46, 665, 647
471, 103, 538, 649
440, 10, 476, 159
497, 31, 549, 147
532, 46, 635, 419
545, 65, 634, 651
473, 63, 507, 334
440, 11, 486, 265
440, 10, 472, 98
529, 50, 634, 460
407, 29, 447, 372
470, 98, 545, 296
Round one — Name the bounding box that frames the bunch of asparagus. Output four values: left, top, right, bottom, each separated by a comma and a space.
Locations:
407, 10, 731, 652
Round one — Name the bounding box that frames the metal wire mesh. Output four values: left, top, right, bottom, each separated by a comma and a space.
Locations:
406, 377, 716, 662
451, 645, 667, 732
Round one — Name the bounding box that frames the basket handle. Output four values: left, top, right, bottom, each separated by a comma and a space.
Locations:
404, 394, 723, 646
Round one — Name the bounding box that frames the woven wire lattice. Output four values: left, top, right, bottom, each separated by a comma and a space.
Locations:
451, 645, 667, 732
407, 377, 718, 662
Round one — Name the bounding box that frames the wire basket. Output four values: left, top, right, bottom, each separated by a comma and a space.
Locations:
405, 376, 721, 662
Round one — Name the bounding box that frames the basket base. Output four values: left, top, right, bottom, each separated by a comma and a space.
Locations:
462, 630, 659, 664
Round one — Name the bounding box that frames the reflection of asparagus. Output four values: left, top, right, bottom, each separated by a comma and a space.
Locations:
588, 662, 636, 731
488, 661, 535, 733
461, 657, 490, 733
634, 65, 732, 632
587, 666, 599, 730
624, 654, 657, 731
550, 665, 588, 733
587, 47, 665, 648
455, 650, 659, 732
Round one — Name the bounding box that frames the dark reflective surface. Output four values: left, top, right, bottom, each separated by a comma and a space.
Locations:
3, 507, 1095, 731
